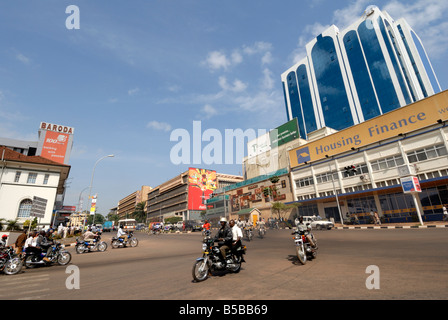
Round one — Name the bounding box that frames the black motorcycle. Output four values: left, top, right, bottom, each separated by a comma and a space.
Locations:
0, 246, 23, 275
292, 225, 317, 265
24, 242, 72, 268
75, 235, 108, 254
192, 231, 246, 282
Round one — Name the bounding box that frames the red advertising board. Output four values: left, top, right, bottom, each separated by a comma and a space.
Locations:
188, 168, 217, 210
40, 130, 69, 164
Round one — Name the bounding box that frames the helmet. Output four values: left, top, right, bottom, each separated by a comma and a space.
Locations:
219, 217, 227, 223
2, 235, 7, 239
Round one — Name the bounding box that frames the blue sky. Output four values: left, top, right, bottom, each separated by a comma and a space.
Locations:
0, 0, 447, 215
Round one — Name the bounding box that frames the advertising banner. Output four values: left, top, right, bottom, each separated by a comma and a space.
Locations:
289, 90, 448, 168
90, 195, 97, 215
40, 130, 70, 164
188, 168, 217, 211
269, 118, 300, 148
401, 176, 422, 193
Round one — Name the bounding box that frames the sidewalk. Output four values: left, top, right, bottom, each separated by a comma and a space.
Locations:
333, 220, 448, 230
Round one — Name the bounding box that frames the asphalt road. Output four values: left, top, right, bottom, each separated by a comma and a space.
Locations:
2, 228, 448, 302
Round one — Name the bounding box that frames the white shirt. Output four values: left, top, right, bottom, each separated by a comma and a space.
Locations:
231, 225, 243, 242
117, 228, 126, 237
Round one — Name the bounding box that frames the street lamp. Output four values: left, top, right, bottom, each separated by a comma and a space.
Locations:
88, 154, 114, 227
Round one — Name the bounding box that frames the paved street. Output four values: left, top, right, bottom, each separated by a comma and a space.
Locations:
2, 228, 448, 301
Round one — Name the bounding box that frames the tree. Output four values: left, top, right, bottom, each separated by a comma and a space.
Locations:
6, 219, 20, 231
271, 202, 301, 220
132, 202, 146, 223
23, 217, 38, 230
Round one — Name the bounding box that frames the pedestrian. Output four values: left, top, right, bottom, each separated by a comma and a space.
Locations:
443, 205, 448, 221
374, 211, 381, 225
15, 230, 27, 255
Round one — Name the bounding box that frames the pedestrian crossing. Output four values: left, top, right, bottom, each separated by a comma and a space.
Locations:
0, 273, 51, 300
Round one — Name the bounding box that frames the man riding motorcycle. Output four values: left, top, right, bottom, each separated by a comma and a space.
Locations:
296, 217, 317, 249
117, 225, 128, 244
214, 217, 233, 265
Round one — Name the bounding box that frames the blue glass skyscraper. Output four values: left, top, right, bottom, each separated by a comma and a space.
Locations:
281, 6, 442, 139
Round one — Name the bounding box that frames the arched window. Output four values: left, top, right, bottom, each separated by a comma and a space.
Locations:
17, 199, 33, 218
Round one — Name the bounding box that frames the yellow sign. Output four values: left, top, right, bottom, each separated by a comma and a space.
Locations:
289, 90, 448, 168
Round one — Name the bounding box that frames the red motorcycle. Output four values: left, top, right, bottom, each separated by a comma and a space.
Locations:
0, 246, 23, 275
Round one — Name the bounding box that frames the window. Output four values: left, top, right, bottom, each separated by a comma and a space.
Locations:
407, 144, 447, 163
295, 176, 314, 188
17, 199, 33, 218
27, 173, 38, 184
43, 174, 50, 185
316, 172, 338, 184
371, 155, 404, 171
14, 171, 21, 183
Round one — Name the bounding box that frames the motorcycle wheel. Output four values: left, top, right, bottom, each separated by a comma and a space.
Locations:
25, 254, 38, 269
4, 258, 23, 275
98, 242, 108, 252
57, 252, 72, 266
111, 240, 119, 249
296, 246, 307, 265
76, 244, 86, 254
249, 232, 253, 241
192, 260, 209, 282
229, 257, 242, 273
129, 238, 138, 247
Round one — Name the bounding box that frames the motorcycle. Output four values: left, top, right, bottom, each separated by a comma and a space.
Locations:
75, 235, 108, 254
0, 246, 23, 275
292, 224, 317, 265
258, 226, 266, 239
192, 231, 246, 282
244, 227, 253, 241
24, 242, 72, 268
111, 231, 138, 248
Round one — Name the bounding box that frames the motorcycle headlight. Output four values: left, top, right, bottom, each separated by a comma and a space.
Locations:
61, 244, 65, 248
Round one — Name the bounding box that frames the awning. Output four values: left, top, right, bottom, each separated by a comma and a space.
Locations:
236, 208, 261, 215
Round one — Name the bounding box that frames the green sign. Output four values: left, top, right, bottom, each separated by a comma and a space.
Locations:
269, 118, 299, 148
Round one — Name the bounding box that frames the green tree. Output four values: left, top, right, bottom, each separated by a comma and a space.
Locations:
132, 202, 146, 223
271, 202, 301, 220
23, 217, 38, 230
6, 219, 20, 231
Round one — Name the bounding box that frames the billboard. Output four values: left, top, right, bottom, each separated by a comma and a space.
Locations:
38, 122, 74, 165
401, 176, 422, 193
289, 90, 448, 168
188, 168, 217, 211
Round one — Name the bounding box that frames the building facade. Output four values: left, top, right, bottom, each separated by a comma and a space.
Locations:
287, 91, 448, 224
0, 146, 71, 229
281, 5, 441, 139
145, 169, 243, 223
117, 185, 152, 220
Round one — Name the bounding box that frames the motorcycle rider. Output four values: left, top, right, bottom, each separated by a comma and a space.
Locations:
214, 217, 233, 264
117, 225, 128, 244
229, 219, 243, 249
296, 217, 317, 249
0, 234, 8, 248
83, 228, 97, 244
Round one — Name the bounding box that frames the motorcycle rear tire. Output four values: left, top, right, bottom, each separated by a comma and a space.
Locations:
296, 246, 307, 265
24, 254, 38, 268
57, 252, 72, 266
192, 260, 209, 282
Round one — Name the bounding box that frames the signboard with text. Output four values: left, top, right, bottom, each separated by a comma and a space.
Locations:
401, 176, 422, 193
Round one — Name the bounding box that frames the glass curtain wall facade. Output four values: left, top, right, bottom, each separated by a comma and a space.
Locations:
281, 6, 441, 140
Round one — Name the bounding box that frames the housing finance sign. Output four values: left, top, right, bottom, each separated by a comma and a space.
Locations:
289, 90, 448, 167
188, 168, 217, 211
39, 122, 74, 164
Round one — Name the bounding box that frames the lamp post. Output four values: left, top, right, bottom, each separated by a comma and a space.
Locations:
88, 154, 114, 227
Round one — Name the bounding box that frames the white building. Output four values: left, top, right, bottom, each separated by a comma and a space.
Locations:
287, 91, 448, 224
0, 146, 70, 229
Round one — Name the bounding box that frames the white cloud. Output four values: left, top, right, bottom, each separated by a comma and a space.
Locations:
203, 51, 231, 71
262, 68, 275, 90
128, 87, 140, 96
16, 53, 31, 64
202, 104, 218, 119
218, 76, 247, 92
146, 120, 172, 132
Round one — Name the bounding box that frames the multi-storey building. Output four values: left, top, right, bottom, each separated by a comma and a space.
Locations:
281, 5, 442, 139
146, 169, 243, 223
117, 185, 152, 220
287, 91, 448, 224
0, 146, 71, 229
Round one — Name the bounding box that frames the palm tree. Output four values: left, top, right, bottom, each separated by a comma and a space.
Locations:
132, 202, 146, 223
6, 219, 20, 231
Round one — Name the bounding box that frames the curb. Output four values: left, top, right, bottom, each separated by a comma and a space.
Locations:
334, 224, 448, 230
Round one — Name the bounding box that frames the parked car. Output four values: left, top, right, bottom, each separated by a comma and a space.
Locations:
301, 216, 334, 230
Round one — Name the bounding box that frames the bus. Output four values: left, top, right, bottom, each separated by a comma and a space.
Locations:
118, 219, 137, 231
